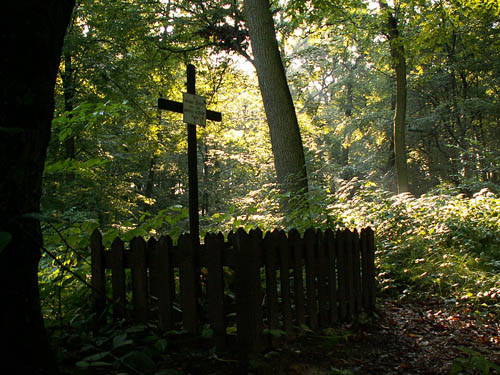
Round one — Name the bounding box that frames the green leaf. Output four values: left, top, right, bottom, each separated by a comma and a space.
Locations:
125, 324, 148, 333
263, 328, 286, 338
0, 232, 12, 254
83, 351, 111, 362
155, 338, 168, 353
76, 361, 90, 368
120, 351, 156, 373
112, 332, 130, 349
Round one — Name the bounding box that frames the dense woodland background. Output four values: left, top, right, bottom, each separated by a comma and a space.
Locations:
44, 0, 500, 230
6, 0, 500, 373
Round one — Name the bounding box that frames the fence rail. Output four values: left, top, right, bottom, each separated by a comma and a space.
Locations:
91, 227, 376, 352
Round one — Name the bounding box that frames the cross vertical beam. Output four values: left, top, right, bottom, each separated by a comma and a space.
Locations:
158, 65, 222, 245
186, 64, 199, 245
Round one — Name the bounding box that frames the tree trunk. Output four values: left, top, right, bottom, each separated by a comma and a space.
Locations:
0, 2, 75, 373
243, 0, 308, 208
145, 156, 156, 199
62, 50, 76, 181
380, 1, 409, 193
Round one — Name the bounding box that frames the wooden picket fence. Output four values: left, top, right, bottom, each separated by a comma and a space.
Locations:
91, 227, 376, 353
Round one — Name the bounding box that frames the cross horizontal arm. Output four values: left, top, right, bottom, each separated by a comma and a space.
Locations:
158, 98, 222, 122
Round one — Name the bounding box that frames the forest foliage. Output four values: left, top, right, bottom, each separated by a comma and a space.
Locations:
39, 0, 500, 349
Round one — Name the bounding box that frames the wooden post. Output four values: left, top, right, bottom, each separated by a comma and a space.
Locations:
367, 228, 376, 310
147, 237, 159, 307
304, 228, 318, 330
157, 65, 222, 246
317, 231, 329, 328
289, 229, 305, 326
361, 227, 376, 311
263, 230, 279, 347
91, 229, 106, 329
206, 232, 226, 351
186, 64, 200, 245
235, 228, 263, 359
352, 229, 362, 314
130, 237, 148, 321
336, 229, 347, 321
157, 235, 174, 330
277, 230, 293, 334
110, 237, 126, 319
325, 229, 338, 323
345, 229, 355, 321
179, 233, 198, 333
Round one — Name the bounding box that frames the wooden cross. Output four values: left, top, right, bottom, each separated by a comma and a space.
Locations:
158, 64, 222, 244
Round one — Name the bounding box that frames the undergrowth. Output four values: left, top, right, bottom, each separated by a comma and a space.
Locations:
38, 178, 500, 373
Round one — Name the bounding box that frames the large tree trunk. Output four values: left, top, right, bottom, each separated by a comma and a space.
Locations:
0, 2, 75, 373
243, 0, 308, 208
380, 1, 409, 193
393, 45, 409, 193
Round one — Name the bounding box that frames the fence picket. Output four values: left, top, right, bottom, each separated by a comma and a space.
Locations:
336, 229, 347, 320
345, 229, 355, 321
91, 229, 106, 328
352, 230, 362, 314
179, 234, 198, 334
361, 228, 377, 311
325, 229, 338, 323
289, 229, 305, 326
317, 231, 329, 328
304, 228, 318, 330
235, 228, 263, 355
130, 237, 148, 321
157, 235, 174, 330
147, 237, 159, 313
110, 237, 126, 319
206, 232, 226, 351
367, 228, 376, 310
263, 230, 279, 339
277, 230, 293, 334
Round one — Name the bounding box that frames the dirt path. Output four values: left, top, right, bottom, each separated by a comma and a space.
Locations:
66, 300, 499, 374
280, 300, 500, 375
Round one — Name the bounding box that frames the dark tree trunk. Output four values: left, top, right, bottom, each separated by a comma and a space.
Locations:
243, 0, 308, 209
145, 156, 157, 200
0, 2, 75, 373
380, 1, 409, 193
62, 50, 76, 181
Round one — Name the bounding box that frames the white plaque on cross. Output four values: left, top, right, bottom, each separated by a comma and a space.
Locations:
183, 93, 206, 126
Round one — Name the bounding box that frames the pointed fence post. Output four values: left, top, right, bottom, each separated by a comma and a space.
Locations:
324, 229, 338, 324
277, 230, 293, 335
304, 228, 318, 330
317, 230, 329, 328
206, 232, 226, 352
289, 229, 305, 326
110, 237, 126, 319
344, 229, 355, 321
91, 229, 106, 329
336, 229, 347, 321
130, 236, 148, 321
235, 228, 263, 361
263, 230, 279, 346
361, 227, 376, 310
179, 233, 198, 333
156, 235, 174, 330
352, 229, 362, 314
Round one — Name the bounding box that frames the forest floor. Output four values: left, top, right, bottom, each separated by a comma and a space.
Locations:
261, 299, 500, 375
177, 300, 500, 375
61, 298, 500, 374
